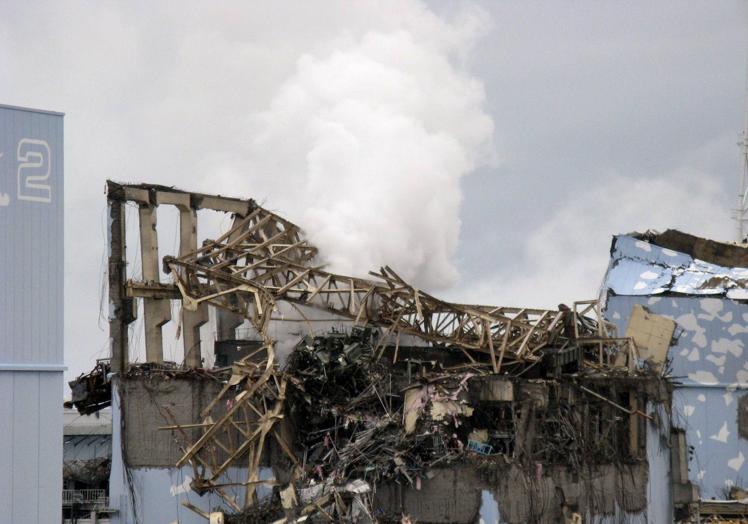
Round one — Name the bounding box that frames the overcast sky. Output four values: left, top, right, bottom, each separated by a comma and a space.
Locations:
1, 1, 746, 383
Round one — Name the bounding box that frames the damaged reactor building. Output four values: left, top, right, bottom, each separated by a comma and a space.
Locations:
68, 181, 748, 523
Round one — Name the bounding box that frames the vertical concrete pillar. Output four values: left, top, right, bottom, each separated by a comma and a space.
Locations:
154, 191, 209, 367
107, 183, 133, 373
139, 204, 171, 363
179, 206, 208, 367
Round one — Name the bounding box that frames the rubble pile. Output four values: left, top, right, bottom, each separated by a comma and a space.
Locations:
146, 199, 667, 522
188, 317, 660, 523
91, 183, 675, 522
285, 328, 469, 488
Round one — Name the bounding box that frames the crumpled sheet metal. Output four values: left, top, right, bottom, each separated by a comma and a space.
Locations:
606, 235, 748, 298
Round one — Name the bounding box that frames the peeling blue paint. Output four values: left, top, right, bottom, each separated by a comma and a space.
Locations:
606, 235, 748, 299
603, 235, 748, 498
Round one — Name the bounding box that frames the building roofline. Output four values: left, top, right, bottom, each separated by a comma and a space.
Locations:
0, 103, 64, 117
632, 229, 748, 268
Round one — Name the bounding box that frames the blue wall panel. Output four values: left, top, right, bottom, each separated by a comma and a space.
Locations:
0, 105, 64, 524
606, 289, 748, 498
0, 104, 64, 367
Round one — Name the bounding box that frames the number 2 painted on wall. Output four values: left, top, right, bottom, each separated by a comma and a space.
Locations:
17, 138, 51, 203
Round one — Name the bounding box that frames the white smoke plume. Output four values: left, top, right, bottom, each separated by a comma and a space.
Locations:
234, 14, 495, 290
0, 0, 495, 380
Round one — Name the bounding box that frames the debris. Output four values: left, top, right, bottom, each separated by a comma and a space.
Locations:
469, 375, 513, 402
468, 429, 488, 443
403, 386, 428, 434
624, 304, 675, 368
467, 440, 493, 455
162, 322, 661, 521
280, 485, 298, 510
98, 182, 674, 522
65, 359, 112, 415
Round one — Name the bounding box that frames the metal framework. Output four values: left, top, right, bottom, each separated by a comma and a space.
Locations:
106, 181, 640, 518
166, 343, 294, 508
164, 203, 623, 372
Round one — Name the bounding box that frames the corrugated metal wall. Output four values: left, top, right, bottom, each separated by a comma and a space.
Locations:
0, 104, 64, 524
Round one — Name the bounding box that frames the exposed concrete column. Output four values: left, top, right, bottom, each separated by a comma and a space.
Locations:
139, 204, 171, 363
179, 206, 208, 367
155, 190, 210, 367
106, 184, 134, 373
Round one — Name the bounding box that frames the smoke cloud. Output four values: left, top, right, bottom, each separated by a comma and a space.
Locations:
236, 16, 495, 289
0, 0, 494, 380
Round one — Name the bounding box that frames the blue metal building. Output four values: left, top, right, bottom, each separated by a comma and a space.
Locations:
0, 104, 64, 523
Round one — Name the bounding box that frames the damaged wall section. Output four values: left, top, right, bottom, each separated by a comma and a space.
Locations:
108, 374, 276, 523
110, 329, 668, 524
93, 182, 687, 523
603, 232, 748, 501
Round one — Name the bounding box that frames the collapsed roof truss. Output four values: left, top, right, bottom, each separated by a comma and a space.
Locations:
163, 200, 616, 370
107, 180, 629, 372
104, 181, 645, 519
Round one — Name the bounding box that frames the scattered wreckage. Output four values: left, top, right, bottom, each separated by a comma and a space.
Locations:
158, 183, 661, 523
69, 182, 685, 523
201, 325, 659, 523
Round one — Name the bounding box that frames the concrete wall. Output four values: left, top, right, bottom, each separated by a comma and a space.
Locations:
110, 378, 273, 523
0, 104, 64, 524
118, 375, 227, 467
375, 463, 651, 523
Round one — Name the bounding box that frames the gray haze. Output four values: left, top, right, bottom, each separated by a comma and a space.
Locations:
0, 1, 745, 384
